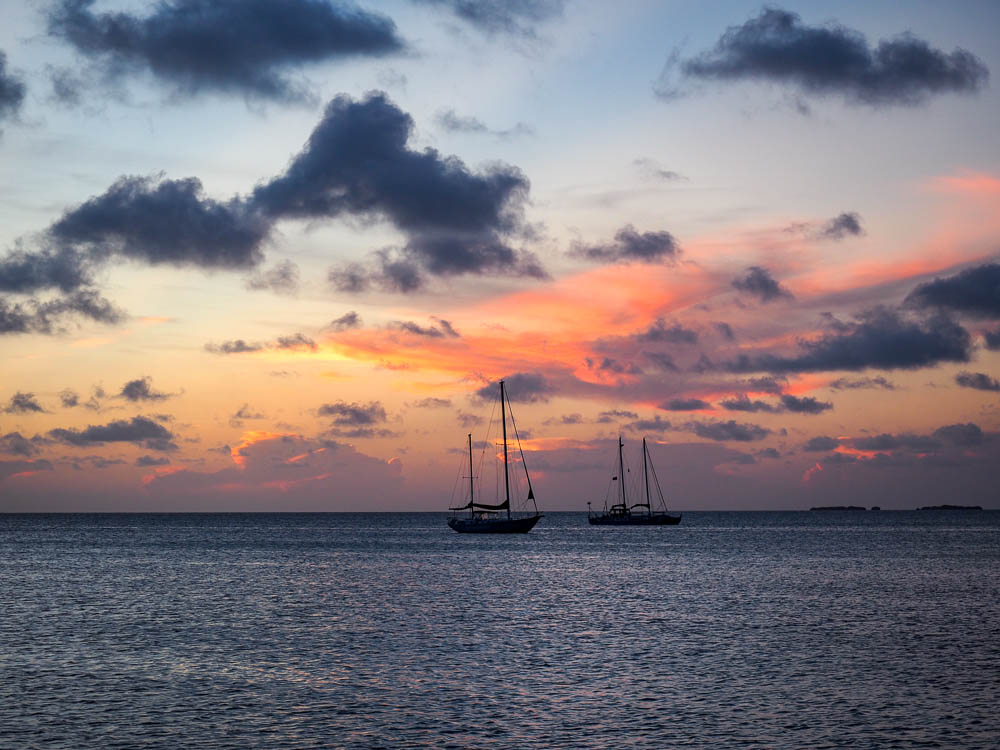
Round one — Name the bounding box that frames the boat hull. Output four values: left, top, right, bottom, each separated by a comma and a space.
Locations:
588, 513, 681, 526
448, 515, 542, 534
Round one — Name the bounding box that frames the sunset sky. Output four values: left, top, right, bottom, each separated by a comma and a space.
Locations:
2, 0, 998, 511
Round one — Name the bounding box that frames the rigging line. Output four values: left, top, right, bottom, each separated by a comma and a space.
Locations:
647, 442, 668, 510
506, 404, 538, 512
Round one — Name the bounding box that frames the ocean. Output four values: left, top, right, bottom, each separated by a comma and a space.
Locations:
1, 511, 998, 749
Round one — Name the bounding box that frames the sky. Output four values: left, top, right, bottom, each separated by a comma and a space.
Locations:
1, 0, 999, 511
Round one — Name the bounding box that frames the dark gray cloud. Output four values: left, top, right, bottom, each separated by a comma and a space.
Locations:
318, 400, 387, 426
666, 7, 988, 107
660, 398, 711, 411
136, 455, 171, 467
933, 422, 984, 447
715, 322, 735, 340
0, 289, 124, 334
204, 339, 263, 354
412, 397, 452, 408
59, 389, 80, 408
985, 328, 1000, 350
905, 264, 1000, 319
819, 212, 863, 240
0, 459, 54, 480
456, 411, 483, 428
0, 245, 94, 295
50, 175, 270, 272
4, 392, 45, 414
48, 0, 404, 102
0, 51, 26, 126
275, 333, 317, 351
414, 0, 564, 37
48, 415, 177, 451
254, 92, 542, 289
642, 351, 678, 372
245, 260, 299, 294
804, 436, 839, 452
757, 447, 781, 459
598, 409, 639, 423
392, 318, 461, 338
0, 432, 40, 457
955, 372, 1000, 392
119, 376, 171, 402
571, 224, 679, 264
726, 307, 971, 373
585, 357, 642, 376
719, 395, 778, 413
780, 394, 833, 414
626, 415, 672, 433
732, 266, 793, 302
689, 420, 770, 442
233, 404, 265, 420
475, 372, 551, 403
638, 318, 698, 344
746, 376, 787, 394
328, 311, 361, 331
851, 433, 941, 452
435, 108, 533, 139
205, 333, 315, 354
829, 376, 896, 390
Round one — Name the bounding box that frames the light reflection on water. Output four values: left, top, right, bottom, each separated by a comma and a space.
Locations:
1, 511, 999, 748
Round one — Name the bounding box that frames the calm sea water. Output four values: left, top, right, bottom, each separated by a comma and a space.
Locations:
1, 511, 998, 749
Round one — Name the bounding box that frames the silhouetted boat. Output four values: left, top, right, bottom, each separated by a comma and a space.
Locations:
588, 436, 681, 526
448, 380, 543, 534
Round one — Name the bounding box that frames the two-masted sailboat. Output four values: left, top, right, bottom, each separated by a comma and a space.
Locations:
588, 436, 682, 526
448, 380, 543, 533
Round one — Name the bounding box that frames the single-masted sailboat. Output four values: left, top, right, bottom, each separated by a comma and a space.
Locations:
447, 380, 543, 534
588, 436, 682, 526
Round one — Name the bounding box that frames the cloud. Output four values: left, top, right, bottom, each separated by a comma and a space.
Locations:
626, 415, 672, 433
47, 0, 404, 102
245, 260, 299, 295
413, 0, 564, 37
412, 397, 452, 408
435, 109, 533, 139
955, 372, 1000, 392
715, 322, 735, 340
726, 307, 971, 373
328, 311, 361, 331
818, 212, 863, 240
664, 7, 988, 107
780, 394, 833, 414
932, 422, 984, 447
850, 433, 941, 452
135, 455, 171, 467
598, 409, 639, 423
48, 415, 178, 451
720, 394, 778, 413
318, 400, 387, 426
905, 263, 1000, 319
0, 51, 26, 127
233, 404, 266, 420
688, 419, 770, 442
391, 318, 461, 338
254, 92, 543, 289
746, 376, 787, 394
641, 352, 679, 372
829, 376, 896, 390
632, 158, 685, 182
0, 459, 54, 481
118, 376, 172, 402
660, 398, 711, 411
475, 372, 551, 403
50, 174, 270, 273
205, 332, 315, 354
0, 432, 40, 457
637, 318, 698, 344
4, 392, 45, 413
584, 357, 642, 376
59, 389, 80, 407
804, 436, 839, 452
571, 224, 679, 264
0, 289, 124, 334
985, 328, 1000, 350
732, 266, 793, 302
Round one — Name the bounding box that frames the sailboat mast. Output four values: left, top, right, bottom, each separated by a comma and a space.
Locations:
618, 435, 626, 509
643, 437, 651, 516
468, 432, 474, 516
501, 380, 511, 520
